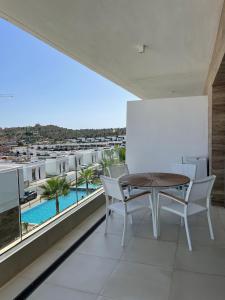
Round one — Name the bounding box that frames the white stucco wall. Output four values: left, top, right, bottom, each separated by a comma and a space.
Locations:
23, 162, 46, 182
96, 150, 103, 162
126, 96, 208, 173
68, 155, 82, 171
45, 157, 69, 176
0, 167, 24, 213
82, 151, 95, 165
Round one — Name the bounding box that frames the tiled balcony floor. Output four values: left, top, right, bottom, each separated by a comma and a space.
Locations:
1, 205, 225, 300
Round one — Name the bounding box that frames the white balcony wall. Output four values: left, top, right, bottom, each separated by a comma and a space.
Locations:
0, 167, 24, 213
126, 96, 208, 173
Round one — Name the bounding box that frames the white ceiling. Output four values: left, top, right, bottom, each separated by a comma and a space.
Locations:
0, 0, 223, 99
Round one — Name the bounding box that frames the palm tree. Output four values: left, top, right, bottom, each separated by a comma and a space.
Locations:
113, 145, 126, 163
41, 177, 70, 215
100, 157, 113, 175
78, 167, 95, 194
100, 146, 126, 175
118, 147, 126, 162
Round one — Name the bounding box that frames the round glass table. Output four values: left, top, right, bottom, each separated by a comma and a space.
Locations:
119, 172, 190, 238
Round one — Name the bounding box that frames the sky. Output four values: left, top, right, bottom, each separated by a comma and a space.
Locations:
0, 18, 138, 129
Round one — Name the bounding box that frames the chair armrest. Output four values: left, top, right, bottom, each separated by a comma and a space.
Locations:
158, 191, 187, 205
117, 174, 128, 180
125, 191, 151, 202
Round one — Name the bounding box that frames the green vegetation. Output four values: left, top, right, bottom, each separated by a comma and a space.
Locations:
114, 145, 126, 162
0, 124, 126, 144
22, 222, 29, 233
41, 177, 70, 215
101, 146, 126, 175
78, 167, 95, 194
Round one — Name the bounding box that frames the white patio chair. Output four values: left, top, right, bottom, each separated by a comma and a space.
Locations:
107, 163, 129, 179
107, 163, 142, 196
101, 175, 152, 246
171, 163, 196, 180
182, 156, 208, 179
158, 175, 216, 251
163, 163, 197, 198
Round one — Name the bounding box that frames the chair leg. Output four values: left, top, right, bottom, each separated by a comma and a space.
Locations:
156, 196, 160, 237
157, 206, 161, 237
149, 194, 156, 236
105, 207, 109, 235
181, 186, 186, 199
184, 216, 192, 251
129, 215, 133, 224
180, 217, 184, 227
121, 213, 127, 247
207, 209, 214, 240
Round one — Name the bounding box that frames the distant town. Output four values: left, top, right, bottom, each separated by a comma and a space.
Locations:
0, 124, 126, 158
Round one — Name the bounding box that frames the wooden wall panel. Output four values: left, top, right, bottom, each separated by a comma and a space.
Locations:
204, 0, 225, 206
204, 1, 225, 205
212, 84, 225, 205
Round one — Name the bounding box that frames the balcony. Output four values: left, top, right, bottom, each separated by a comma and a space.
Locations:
1, 1, 225, 299
0, 203, 225, 299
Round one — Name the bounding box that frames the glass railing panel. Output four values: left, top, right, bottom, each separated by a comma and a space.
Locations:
0, 168, 22, 252
20, 162, 103, 235
0, 146, 126, 255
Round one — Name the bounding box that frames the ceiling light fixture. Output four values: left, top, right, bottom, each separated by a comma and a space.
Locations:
136, 44, 147, 54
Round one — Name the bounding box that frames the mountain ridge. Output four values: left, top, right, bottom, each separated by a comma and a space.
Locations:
0, 124, 126, 144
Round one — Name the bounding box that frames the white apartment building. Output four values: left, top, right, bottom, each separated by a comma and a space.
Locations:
78, 150, 98, 166
96, 149, 103, 162
45, 157, 69, 176
22, 161, 46, 183
67, 154, 83, 171
0, 165, 24, 213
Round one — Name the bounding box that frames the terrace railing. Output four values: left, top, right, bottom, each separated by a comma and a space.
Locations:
0, 163, 103, 255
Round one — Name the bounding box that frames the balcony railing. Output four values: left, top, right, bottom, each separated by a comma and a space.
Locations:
0, 147, 125, 255
0, 163, 103, 255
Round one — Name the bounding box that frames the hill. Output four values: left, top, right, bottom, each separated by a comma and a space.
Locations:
0, 124, 126, 144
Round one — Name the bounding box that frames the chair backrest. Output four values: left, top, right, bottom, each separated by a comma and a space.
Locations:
185, 175, 216, 206
107, 164, 129, 179
182, 156, 208, 179
100, 175, 125, 201
171, 163, 196, 180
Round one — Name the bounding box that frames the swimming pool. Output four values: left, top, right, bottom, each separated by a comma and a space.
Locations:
22, 189, 93, 225
72, 183, 100, 190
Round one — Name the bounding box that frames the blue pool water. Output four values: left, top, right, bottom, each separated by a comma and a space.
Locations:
75, 183, 100, 190
22, 190, 88, 224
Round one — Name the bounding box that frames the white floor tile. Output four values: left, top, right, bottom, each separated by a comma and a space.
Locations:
46, 253, 118, 294
178, 224, 225, 248
96, 215, 134, 239
175, 243, 225, 276
101, 261, 172, 300
169, 270, 225, 300
77, 232, 125, 259
134, 222, 179, 242
121, 237, 177, 270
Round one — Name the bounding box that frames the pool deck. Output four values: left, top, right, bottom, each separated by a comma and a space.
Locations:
21, 196, 43, 211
